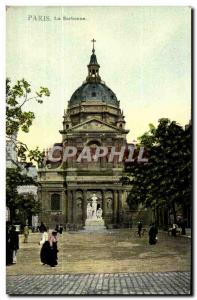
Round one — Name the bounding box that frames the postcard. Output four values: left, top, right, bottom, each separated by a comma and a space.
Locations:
6, 6, 192, 295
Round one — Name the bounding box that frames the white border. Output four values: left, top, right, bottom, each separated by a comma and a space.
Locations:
1, 0, 196, 5
1, 1, 195, 299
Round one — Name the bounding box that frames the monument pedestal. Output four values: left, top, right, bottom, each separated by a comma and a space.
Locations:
84, 193, 107, 232
84, 218, 106, 232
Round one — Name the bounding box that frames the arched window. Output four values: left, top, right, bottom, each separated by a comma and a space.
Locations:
51, 194, 60, 211
86, 140, 101, 147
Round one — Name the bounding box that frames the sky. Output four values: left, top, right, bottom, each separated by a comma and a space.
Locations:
6, 6, 191, 150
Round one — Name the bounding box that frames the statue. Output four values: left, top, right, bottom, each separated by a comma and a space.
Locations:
91, 194, 98, 220
87, 203, 93, 220
96, 207, 102, 219
84, 193, 106, 231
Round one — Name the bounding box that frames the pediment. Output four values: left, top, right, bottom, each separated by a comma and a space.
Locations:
69, 118, 123, 133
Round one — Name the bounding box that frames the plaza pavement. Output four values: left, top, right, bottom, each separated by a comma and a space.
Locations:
6, 229, 192, 295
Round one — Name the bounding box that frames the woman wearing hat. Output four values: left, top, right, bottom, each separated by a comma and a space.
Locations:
40, 230, 58, 267
48, 231, 58, 267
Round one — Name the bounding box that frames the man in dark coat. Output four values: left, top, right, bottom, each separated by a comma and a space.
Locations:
180, 219, 186, 235
149, 223, 158, 245
6, 224, 13, 265
39, 222, 47, 233
9, 225, 19, 263
55, 224, 59, 233
59, 224, 63, 234
137, 221, 143, 237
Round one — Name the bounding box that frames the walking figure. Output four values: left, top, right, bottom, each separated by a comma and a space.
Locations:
6, 223, 13, 265
137, 221, 143, 237
180, 219, 186, 235
149, 223, 158, 245
40, 230, 58, 267
9, 225, 19, 264
39, 221, 47, 233
49, 231, 58, 267
23, 225, 29, 243
40, 227, 49, 264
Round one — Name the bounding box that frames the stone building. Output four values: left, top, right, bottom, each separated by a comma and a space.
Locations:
38, 43, 132, 229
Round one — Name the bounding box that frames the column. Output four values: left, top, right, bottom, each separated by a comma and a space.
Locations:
61, 190, 65, 212
72, 190, 77, 224
101, 190, 106, 219
67, 190, 73, 223
61, 190, 66, 225
118, 190, 123, 224
82, 189, 87, 223
113, 190, 118, 224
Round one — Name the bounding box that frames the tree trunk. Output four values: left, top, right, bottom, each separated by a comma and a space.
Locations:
164, 208, 168, 227
9, 207, 15, 223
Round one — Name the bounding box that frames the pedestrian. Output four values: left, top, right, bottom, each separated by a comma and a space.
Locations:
180, 219, 186, 235
55, 224, 59, 233
149, 223, 158, 245
40, 228, 49, 265
39, 221, 47, 233
177, 217, 181, 229
137, 221, 143, 237
23, 225, 29, 243
6, 223, 13, 265
59, 224, 63, 234
171, 223, 177, 237
40, 230, 58, 267
9, 225, 19, 264
48, 231, 58, 267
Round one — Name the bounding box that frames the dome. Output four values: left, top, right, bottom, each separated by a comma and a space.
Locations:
69, 82, 119, 107
68, 43, 119, 108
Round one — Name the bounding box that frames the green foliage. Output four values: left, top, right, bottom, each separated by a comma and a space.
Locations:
6, 168, 41, 222
6, 78, 50, 221
123, 118, 192, 222
6, 78, 50, 163
6, 78, 50, 136
28, 147, 45, 165
16, 193, 41, 221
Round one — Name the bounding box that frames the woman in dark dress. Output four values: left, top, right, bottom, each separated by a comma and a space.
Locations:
49, 231, 58, 267
40, 241, 50, 265
149, 223, 158, 245
40, 231, 58, 267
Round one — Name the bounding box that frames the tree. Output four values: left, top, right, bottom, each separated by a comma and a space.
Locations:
6, 168, 41, 223
122, 118, 192, 226
16, 193, 41, 226
6, 78, 50, 222
6, 78, 50, 163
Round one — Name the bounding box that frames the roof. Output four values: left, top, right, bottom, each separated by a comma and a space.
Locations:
69, 82, 119, 107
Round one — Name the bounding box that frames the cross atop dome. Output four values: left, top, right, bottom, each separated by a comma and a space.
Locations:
91, 38, 96, 53
86, 38, 101, 83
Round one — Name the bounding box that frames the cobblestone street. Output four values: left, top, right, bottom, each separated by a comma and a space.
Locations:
7, 271, 191, 295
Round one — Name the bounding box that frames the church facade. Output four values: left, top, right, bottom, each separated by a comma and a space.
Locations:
38, 43, 132, 229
